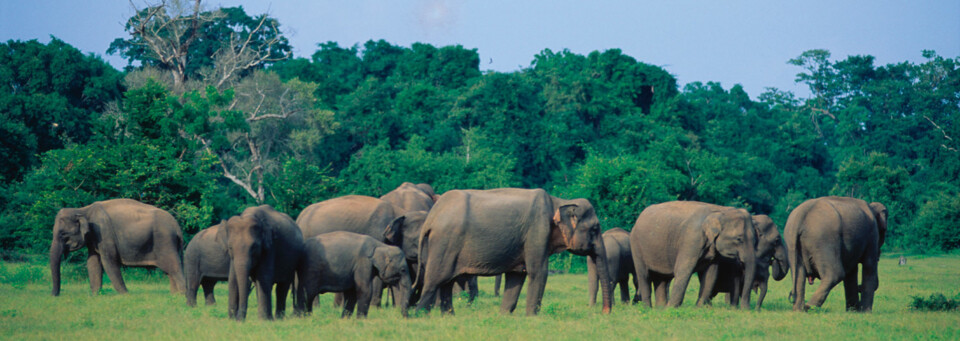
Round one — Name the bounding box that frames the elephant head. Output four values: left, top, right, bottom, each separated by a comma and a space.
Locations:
752, 215, 788, 282
553, 198, 613, 313
704, 208, 757, 309
415, 183, 439, 202
869, 202, 888, 253
372, 246, 412, 317
383, 211, 428, 264
50, 208, 91, 296
221, 211, 273, 320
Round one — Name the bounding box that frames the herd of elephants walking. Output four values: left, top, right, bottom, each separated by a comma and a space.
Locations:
48, 182, 888, 321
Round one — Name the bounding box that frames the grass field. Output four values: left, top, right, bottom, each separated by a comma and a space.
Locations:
1, 254, 958, 340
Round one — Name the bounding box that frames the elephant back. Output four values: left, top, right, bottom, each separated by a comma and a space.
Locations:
296, 195, 396, 241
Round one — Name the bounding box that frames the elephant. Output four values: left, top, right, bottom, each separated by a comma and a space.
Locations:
784, 196, 888, 312
412, 188, 613, 316
380, 182, 437, 213
630, 201, 757, 309
300, 231, 412, 318
698, 214, 788, 310
184, 221, 230, 307
297, 195, 427, 307
221, 205, 305, 321
50, 198, 185, 296
588, 228, 636, 306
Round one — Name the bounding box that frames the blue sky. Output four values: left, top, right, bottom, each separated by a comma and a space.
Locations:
2, 1, 958, 98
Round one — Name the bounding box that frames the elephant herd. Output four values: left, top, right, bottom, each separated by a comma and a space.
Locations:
49, 183, 889, 321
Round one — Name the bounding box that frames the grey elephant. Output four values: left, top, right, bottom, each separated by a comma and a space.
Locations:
588, 227, 635, 306
297, 195, 426, 307
222, 205, 305, 321
698, 214, 788, 310
50, 198, 185, 296
413, 188, 613, 315
784, 196, 887, 312
184, 221, 229, 307
300, 231, 412, 318
380, 182, 437, 213
630, 201, 757, 309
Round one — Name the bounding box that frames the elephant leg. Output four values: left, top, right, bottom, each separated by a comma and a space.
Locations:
467, 276, 478, 303
333, 293, 343, 307
632, 251, 652, 307
341, 290, 357, 318
86, 253, 103, 295
756, 281, 768, 311
101, 254, 128, 294
201, 278, 217, 306
500, 272, 526, 314
654, 279, 669, 308
806, 269, 843, 310
524, 264, 550, 315
275, 282, 290, 319
842, 269, 859, 311
792, 263, 807, 311
860, 261, 879, 312
668, 267, 697, 308
370, 277, 384, 308
356, 285, 373, 318
494, 274, 501, 297
696, 263, 718, 306
256, 280, 274, 320
730, 274, 742, 307
619, 277, 630, 304
157, 252, 186, 294
439, 281, 455, 315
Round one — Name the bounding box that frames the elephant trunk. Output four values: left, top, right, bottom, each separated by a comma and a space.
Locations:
397, 271, 413, 318
771, 243, 789, 281
50, 238, 64, 296
738, 253, 756, 310
591, 237, 613, 314
232, 261, 252, 321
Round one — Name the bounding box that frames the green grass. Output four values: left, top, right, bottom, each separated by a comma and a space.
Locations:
1, 255, 958, 340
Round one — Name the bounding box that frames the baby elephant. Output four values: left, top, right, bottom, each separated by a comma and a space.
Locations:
588, 228, 635, 306
301, 231, 412, 318
184, 221, 230, 307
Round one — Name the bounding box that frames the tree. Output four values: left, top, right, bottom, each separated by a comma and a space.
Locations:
108, 0, 291, 92
0, 37, 123, 182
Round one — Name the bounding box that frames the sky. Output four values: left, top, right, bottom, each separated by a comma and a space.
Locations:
2, 0, 958, 99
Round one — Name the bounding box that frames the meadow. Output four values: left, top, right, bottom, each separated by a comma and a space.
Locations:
1, 255, 958, 340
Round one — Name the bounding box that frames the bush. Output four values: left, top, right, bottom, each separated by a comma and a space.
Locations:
910, 293, 960, 311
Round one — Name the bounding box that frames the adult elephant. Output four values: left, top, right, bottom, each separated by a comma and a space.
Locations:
221, 205, 305, 321
698, 214, 788, 310
784, 196, 887, 312
380, 182, 437, 213
630, 201, 757, 309
297, 195, 426, 307
50, 199, 185, 296
184, 221, 229, 307
588, 228, 635, 306
413, 188, 613, 315
300, 231, 412, 318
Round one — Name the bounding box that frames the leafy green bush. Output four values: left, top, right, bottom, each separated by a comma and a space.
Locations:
910, 293, 960, 311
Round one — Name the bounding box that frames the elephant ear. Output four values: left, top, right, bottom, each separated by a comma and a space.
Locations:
76, 213, 90, 238
383, 216, 406, 246
702, 213, 722, 258
253, 211, 274, 250
553, 204, 579, 229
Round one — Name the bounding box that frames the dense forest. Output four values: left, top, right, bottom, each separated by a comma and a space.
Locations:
1, 4, 958, 258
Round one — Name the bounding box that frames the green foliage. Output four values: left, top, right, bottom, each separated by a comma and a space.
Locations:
0, 37, 123, 182
910, 293, 960, 311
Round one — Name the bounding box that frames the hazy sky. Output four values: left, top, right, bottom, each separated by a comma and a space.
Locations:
2, 1, 958, 98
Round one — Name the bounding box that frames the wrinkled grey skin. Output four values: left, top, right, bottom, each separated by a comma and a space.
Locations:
184, 221, 229, 307
221, 205, 305, 321
297, 195, 426, 307
784, 196, 888, 312
300, 232, 413, 318
588, 228, 636, 306
50, 199, 185, 296
630, 201, 758, 309
698, 215, 788, 310
413, 188, 613, 315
